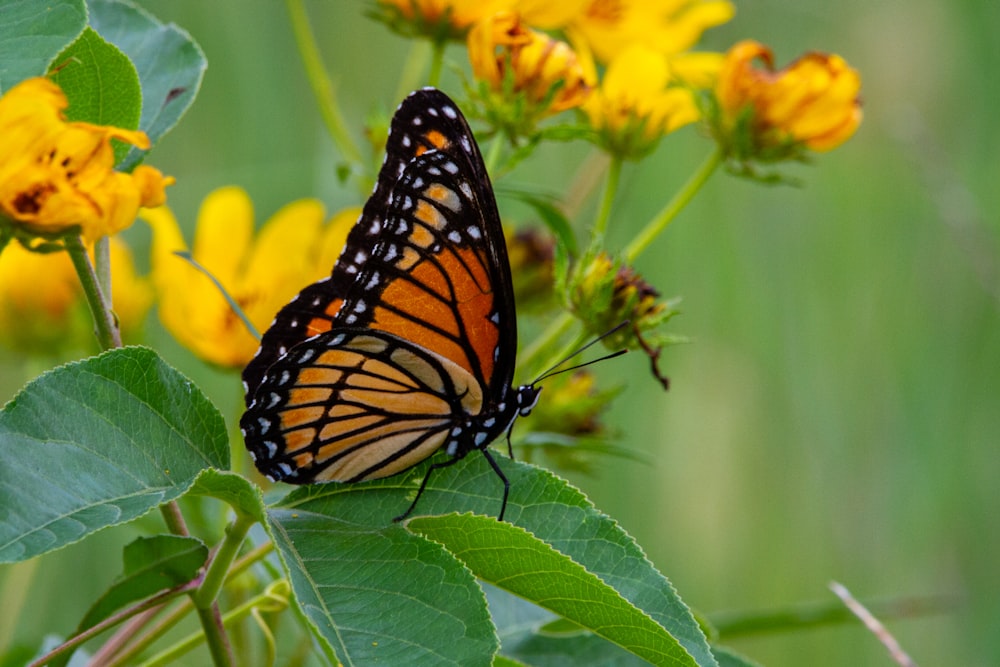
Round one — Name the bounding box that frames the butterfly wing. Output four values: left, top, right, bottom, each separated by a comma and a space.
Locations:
242, 88, 518, 485
243, 329, 484, 483
242, 88, 514, 401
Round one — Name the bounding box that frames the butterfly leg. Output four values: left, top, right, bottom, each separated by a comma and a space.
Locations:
393, 455, 466, 523
392, 448, 511, 522
479, 448, 511, 522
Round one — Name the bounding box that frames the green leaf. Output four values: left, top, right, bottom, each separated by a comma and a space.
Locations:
267, 504, 497, 667
409, 513, 692, 666
498, 186, 578, 256
268, 454, 715, 666
0, 346, 229, 563
486, 583, 651, 666
88, 0, 207, 170
188, 468, 267, 525
78, 534, 207, 630
49, 26, 142, 165
0, 0, 86, 92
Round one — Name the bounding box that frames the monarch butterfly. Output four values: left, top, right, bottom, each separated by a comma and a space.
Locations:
240, 88, 546, 522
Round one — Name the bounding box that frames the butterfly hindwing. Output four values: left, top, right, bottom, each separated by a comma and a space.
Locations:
241, 88, 515, 404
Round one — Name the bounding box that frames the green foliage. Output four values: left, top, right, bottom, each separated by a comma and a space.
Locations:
0, 347, 228, 563
50, 27, 142, 164
87, 0, 207, 170
0, 0, 86, 92
267, 456, 715, 666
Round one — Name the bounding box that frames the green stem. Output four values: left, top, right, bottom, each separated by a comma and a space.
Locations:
160, 501, 190, 536
195, 605, 232, 667
285, 0, 363, 166
587, 155, 622, 255
94, 236, 112, 304
138, 582, 290, 667
194, 513, 256, 610
394, 40, 431, 102
26, 583, 195, 667
65, 234, 120, 350
104, 542, 276, 667
427, 39, 445, 89
623, 147, 722, 264
519, 312, 575, 380
484, 133, 504, 177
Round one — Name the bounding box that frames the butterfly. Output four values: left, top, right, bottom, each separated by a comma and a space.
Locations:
240, 88, 541, 522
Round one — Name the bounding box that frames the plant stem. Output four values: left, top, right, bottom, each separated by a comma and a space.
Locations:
285, 0, 363, 166
427, 39, 445, 88
138, 582, 290, 667
484, 133, 504, 177
193, 513, 256, 610
519, 312, 575, 380
65, 234, 121, 350
160, 501, 190, 536
394, 40, 431, 102
26, 583, 196, 667
587, 154, 622, 255
103, 542, 275, 667
195, 605, 232, 667
623, 147, 722, 264
94, 235, 112, 303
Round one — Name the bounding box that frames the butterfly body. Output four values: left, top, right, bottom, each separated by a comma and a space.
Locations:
241, 88, 538, 520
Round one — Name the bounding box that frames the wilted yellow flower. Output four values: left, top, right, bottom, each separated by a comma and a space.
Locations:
0, 237, 151, 352
0, 77, 173, 243
571, 253, 674, 389
469, 11, 593, 119
571, 0, 734, 64
715, 40, 863, 156
583, 45, 701, 158
377, 0, 512, 40
143, 186, 356, 368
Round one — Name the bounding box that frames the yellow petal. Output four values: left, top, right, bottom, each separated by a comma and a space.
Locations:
193, 186, 254, 288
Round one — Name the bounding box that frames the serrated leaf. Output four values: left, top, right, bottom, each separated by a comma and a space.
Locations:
78, 534, 207, 630
409, 513, 692, 666
188, 468, 266, 524
0, 346, 229, 563
49, 26, 142, 164
269, 453, 716, 666
88, 0, 206, 170
267, 505, 497, 666
487, 583, 650, 666
0, 0, 86, 92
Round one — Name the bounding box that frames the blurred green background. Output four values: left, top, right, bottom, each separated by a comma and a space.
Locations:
2, 2, 998, 666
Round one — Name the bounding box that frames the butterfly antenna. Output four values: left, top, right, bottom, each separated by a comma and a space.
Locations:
173, 250, 261, 341
532, 321, 629, 385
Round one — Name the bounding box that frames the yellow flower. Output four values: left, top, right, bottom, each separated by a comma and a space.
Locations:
468, 11, 593, 120
0, 77, 173, 243
715, 40, 863, 156
570, 0, 734, 64
583, 45, 701, 158
143, 186, 356, 368
377, 0, 513, 40
0, 237, 151, 352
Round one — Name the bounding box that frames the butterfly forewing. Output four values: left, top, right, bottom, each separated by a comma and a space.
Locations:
241, 88, 514, 403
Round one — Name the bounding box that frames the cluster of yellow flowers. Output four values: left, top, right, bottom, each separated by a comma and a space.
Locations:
0, 2, 862, 370
379, 0, 861, 160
